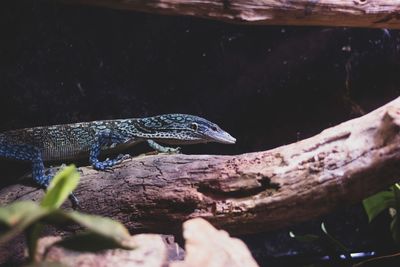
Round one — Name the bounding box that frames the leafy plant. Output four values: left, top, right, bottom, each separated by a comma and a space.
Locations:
0, 165, 135, 263
290, 222, 350, 259
362, 183, 400, 243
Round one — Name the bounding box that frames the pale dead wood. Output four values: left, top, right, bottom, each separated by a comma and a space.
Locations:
33, 218, 257, 267
61, 0, 400, 29
37, 235, 170, 267
171, 218, 259, 267
1, 97, 400, 235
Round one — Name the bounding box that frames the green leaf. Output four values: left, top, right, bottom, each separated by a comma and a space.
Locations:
289, 231, 319, 242
26, 223, 45, 262
54, 232, 135, 252
390, 216, 400, 244
0, 202, 49, 244
41, 165, 80, 209
64, 212, 133, 248
363, 191, 395, 222
389, 184, 400, 244
321, 222, 349, 252
43, 210, 134, 250
393, 184, 400, 210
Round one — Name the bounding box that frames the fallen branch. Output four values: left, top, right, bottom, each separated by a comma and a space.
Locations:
61, 0, 400, 29
1, 97, 400, 235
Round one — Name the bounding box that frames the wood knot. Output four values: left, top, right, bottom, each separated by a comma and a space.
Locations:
197, 174, 279, 198
375, 106, 400, 146
353, 0, 368, 5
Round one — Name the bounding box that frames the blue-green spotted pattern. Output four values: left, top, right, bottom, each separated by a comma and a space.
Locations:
0, 113, 235, 206
0, 114, 236, 161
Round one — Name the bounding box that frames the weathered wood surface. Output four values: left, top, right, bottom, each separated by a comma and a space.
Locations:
1, 97, 400, 235
33, 218, 258, 267
62, 0, 400, 29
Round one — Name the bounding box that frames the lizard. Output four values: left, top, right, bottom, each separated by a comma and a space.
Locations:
0, 114, 236, 206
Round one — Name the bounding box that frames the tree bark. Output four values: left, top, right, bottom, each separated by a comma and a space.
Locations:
61, 0, 400, 29
2, 97, 400, 235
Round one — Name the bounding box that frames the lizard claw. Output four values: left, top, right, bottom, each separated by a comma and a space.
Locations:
115, 153, 131, 163
69, 193, 81, 210
76, 167, 84, 175
168, 147, 181, 154
46, 164, 67, 177
121, 154, 131, 161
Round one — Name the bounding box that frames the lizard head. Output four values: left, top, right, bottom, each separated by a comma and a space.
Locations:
134, 114, 236, 145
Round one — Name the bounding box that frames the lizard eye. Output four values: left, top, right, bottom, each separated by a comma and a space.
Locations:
211, 126, 218, 131
190, 123, 198, 131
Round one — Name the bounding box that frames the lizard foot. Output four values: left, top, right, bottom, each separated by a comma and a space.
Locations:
147, 140, 181, 154
47, 164, 84, 177
46, 164, 66, 177
37, 175, 80, 209
166, 146, 181, 154
92, 153, 131, 170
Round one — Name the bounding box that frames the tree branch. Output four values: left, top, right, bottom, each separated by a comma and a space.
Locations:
61, 0, 400, 29
1, 97, 400, 235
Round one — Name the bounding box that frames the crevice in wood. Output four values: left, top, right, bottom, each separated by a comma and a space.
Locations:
197, 175, 279, 199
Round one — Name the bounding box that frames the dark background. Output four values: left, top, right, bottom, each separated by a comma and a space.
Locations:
1, 1, 400, 266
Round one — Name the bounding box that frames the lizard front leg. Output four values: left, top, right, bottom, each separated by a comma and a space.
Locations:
89, 131, 131, 170
147, 140, 180, 153
0, 142, 51, 186
31, 155, 80, 207
0, 142, 79, 207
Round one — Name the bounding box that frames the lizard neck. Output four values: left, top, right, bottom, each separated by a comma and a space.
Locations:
114, 117, 191, 142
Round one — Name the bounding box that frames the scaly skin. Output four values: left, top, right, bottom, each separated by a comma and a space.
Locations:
0, 114, 236, 206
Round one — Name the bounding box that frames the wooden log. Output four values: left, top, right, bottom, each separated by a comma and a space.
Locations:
61, 0, 400, 29
1, 97, 400, 235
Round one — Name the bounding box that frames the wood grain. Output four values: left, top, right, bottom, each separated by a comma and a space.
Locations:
61, 0, 400, 29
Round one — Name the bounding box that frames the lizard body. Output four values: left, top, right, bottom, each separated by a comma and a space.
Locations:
0, 114, 235, 203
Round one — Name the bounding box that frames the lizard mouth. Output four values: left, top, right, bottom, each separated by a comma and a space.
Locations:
211, 131, 236, 144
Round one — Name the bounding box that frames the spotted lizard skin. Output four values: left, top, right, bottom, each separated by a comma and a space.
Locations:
0, 114, 235, 205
